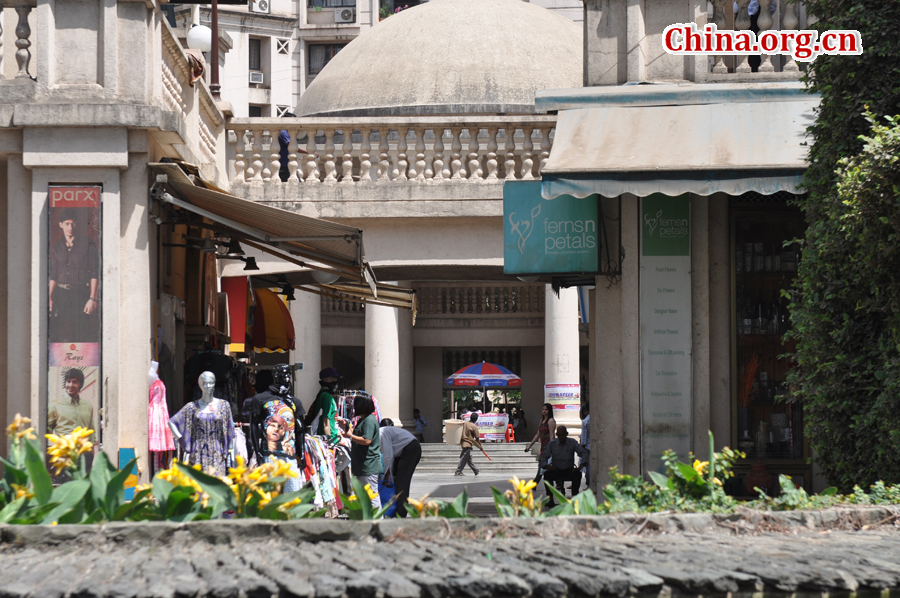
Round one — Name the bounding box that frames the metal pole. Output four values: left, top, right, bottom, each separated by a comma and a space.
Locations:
210, 0, 221, 100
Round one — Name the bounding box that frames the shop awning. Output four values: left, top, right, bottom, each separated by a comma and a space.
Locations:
149, 162, 376, 288
541, 100, 816, 199
252, 288, 295, 352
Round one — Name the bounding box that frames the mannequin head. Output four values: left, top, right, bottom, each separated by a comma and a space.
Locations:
272, 364, 292, 389
198, 371, 216, 402
149, 361, 160, 386
319, 366, 340, 393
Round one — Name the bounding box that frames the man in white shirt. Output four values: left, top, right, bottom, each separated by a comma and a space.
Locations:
379, 419, 422, 518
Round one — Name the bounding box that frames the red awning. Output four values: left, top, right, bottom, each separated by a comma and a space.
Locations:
251, 288, 295, 352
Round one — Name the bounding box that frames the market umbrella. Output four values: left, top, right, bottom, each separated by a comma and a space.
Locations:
446, 361, 521, 413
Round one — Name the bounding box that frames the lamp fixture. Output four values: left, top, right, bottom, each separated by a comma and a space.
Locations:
311, 270, 341, 285
186, 24, 212, 53
243, 257, 260, 271
225, 237, 245, 255
281, 283, 296, 301
517, 276, 540, 283
200, 238, 217, 253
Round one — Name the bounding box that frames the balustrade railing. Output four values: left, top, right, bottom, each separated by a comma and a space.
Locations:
0, 1, 35, 83
226, 116, 556, 188
416, 283, 545, 318
705, 0, 816, 77
160, 20, 224, 168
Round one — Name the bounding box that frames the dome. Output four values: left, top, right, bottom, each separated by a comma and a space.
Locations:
297, 0, 583, 116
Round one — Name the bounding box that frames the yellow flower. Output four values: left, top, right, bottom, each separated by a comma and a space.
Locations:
279, 497, 303, 512
363, 484, 379, 501
508, 476, 537, 511
45, 427, 94, 476
510, 476, 537, 497
11, 484, 34, 501
347, 493, 358, 502
692, 460, 709, 476
7, 414, 32, 438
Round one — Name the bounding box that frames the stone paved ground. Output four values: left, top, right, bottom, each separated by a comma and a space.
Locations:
1, 507, 899, 598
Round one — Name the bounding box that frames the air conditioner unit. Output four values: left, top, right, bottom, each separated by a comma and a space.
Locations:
249, 71, 265, 85
250, 0, 270, 14
334, 7, 355, 23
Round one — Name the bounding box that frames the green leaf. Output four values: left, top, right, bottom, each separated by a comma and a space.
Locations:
490, 486, 515, 518
450, 489, 469, 518
41, 480, 91, 524
152, 477, 174, 506
103, 458, 138, 516
676, 461, 700, 482
543, 481, 570, 505
575, 489, 600, 515
349, 477, 373, 520
257, 490, 306, 519
176, 463, 237, 517
821, 486, 839, 496
0, 497, 26, 523
648, 471, 670, 490
89, 451, 114, 508
23, 441, 52, 505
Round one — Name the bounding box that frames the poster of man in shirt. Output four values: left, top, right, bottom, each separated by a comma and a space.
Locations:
49, 187, 100, 343
47, 186, 101, 477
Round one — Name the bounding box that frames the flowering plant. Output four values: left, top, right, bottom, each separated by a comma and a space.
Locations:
338, 477, 397, 520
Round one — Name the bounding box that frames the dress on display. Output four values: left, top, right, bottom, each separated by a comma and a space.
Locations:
169, 398, 235, 477
249, 387, 305, 492
149, 379, 175, 452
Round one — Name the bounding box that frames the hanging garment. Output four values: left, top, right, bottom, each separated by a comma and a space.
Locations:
149, 379, 176, 452
169, 398, 235, 477
249, 387, 305, 464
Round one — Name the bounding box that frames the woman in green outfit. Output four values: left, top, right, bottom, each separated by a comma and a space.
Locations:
341, 394, 382, 509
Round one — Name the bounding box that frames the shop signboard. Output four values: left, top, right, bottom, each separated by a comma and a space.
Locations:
462, 412, 509, 441
544, 383, 581, 414
47, 186, 102, 476
639, 194, 692, 474
503, 180, 599, 275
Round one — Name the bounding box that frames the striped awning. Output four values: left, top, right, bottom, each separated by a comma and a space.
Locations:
251, 288, 295, 352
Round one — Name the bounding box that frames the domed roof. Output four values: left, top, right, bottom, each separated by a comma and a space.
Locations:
297, 0, 583, 116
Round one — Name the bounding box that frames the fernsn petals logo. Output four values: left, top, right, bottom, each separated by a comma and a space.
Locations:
509, 204, 542, 254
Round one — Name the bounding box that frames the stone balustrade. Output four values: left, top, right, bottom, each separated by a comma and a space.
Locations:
161, 19, 224, 170
226, 116, 556, 189
0, 1, 36, 82
705, 0, 816, 79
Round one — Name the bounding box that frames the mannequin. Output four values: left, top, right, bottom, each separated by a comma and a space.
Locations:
169, 371, 235, 476
149, 361, 175, 454
249, 364, 305, 491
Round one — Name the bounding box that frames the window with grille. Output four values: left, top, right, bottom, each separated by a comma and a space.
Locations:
248, 105, 263, 117
308, 43, 346, 76
308, 0, 356, 7
249, 38, 261, 71
276, 38, 290, 55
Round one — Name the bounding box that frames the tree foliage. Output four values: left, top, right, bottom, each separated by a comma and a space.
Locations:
789, 0, 900, 491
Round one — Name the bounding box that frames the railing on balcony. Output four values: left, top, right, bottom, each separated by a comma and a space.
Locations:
416, 283, 545, 318
161, 19, 224, 170
703, 0, 816, 78
0, 1, 35, 83
226, 116, 556, 189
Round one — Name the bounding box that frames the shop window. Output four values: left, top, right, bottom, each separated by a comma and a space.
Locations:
732, 197, 808, 490
308, 43, 346, 76
249, 38, 262, 71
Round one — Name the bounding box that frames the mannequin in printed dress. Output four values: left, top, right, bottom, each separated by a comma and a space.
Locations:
169, 371, 235, 476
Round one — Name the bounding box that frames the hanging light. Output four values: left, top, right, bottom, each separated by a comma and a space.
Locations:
186, 24, 212, 53
312, 270, 341, 285
243, 257, 260, 271
517, 276, 540, 283
225, 238, 245, 255
281, 282, 296, 301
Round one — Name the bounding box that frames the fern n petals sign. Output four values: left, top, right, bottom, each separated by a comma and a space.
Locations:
503, 181, 599, 275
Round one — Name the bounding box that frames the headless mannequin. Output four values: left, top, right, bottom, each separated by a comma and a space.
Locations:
149, 361, 160, 386
169, 371, 235, 465
249, 364, 305, 463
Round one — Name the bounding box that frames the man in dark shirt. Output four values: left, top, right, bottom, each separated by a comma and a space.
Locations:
49, 208, 99, 342
539, 425, 588, 506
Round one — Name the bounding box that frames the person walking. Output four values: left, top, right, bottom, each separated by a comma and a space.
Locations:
580, 402, 590, 487
379, 418, 421, 518
512, 408, 527, 443
454, 412, 483, 476
341, 395, 382, 510
413, 408, 427, 442
524, 403, 556, 487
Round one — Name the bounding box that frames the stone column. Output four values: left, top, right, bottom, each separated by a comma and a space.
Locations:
289, 288, 321, 412
365, 296, 400, 422
397, 282, 415, 430
544, 285, 582, 437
